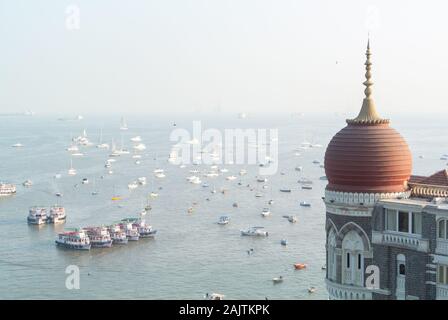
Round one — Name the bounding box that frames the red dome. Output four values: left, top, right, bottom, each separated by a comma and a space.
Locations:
324, 123, 412, 193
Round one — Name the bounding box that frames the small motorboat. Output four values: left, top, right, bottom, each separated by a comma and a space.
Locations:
272, 276, 284, 284
297, 178, 313, 184
300, 201, 311, 207
205, 293, 225, 300
22, 180, 33, 187
128, 182, 138, 190
261, 208, 271, 217
280, 239, 288, 246
12, 143, 24, 148
257, 178, 268, 183
294, 263, 307, 270
280, 189, 292, 193
308, 287, 317, 294
55, 192, 63, 197
287, 216, 297, 223
255, 193, 263, 198
302, 185, 313, 190
241, 226, 268, 237
268, 200, 274, 205
295, 166, 303, 172
217, 216, 230, 225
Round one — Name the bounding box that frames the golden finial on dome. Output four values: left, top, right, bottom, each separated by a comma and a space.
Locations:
347, 38, 389, 125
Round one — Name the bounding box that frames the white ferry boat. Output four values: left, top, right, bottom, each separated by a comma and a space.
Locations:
134, 220, 157, 238
55, 229, 91, 250
84, 227, 113, 248
0, 183, 17, 196
48, 206, 66, 224
120, 222, 140, 241
27, 207, 48, 225
108, 224, 128, 244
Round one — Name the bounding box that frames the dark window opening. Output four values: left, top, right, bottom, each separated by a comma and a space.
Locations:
398, 211, 409, 233
399, 264, 406, 276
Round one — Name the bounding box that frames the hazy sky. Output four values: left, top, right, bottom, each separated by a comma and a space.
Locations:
1, 0, 447, 115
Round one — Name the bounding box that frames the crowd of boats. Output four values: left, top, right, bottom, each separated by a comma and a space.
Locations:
27, 206, 66, 225
4, 118, 330, 298
55, 213, 157, 250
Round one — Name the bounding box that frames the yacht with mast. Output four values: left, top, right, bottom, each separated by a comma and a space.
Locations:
96, 128, 109, 149
68, 159, 77, 176
120, 117, 128, 130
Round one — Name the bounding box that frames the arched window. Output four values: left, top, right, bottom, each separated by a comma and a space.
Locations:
342, 230, 365, 286
327, 229, 337, 281
438, 219, 448, 239
396, 254, 406, 300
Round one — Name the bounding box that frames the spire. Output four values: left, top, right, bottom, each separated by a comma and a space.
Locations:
347, 38, 389, 125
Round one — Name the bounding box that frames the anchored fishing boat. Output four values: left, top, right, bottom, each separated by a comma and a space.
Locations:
55, 229, 91, 250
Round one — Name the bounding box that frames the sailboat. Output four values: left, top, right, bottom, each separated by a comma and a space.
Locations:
96, 128, 109, 149
116, 134, 130, 155
109, 139, 121, 157
120, 117, 128, 130
91, 178, 99, 195
68, 158, 77, 176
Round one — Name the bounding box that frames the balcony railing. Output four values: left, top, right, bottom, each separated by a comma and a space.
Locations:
437, 284, 448, 300
326, 279, 373, 300
372, 231, 429, 253
436, 239, 448, 256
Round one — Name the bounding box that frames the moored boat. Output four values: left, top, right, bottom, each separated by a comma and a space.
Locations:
48, 206, 66, 224
119, 222, 140, 241
27, 207, 48, 225
84, 226, 113, 248
217, 216, 230, 225
241, 226, 269, 237
0, 183, 16, 196
55, 229, 91, 250
108, 224, 128, 244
